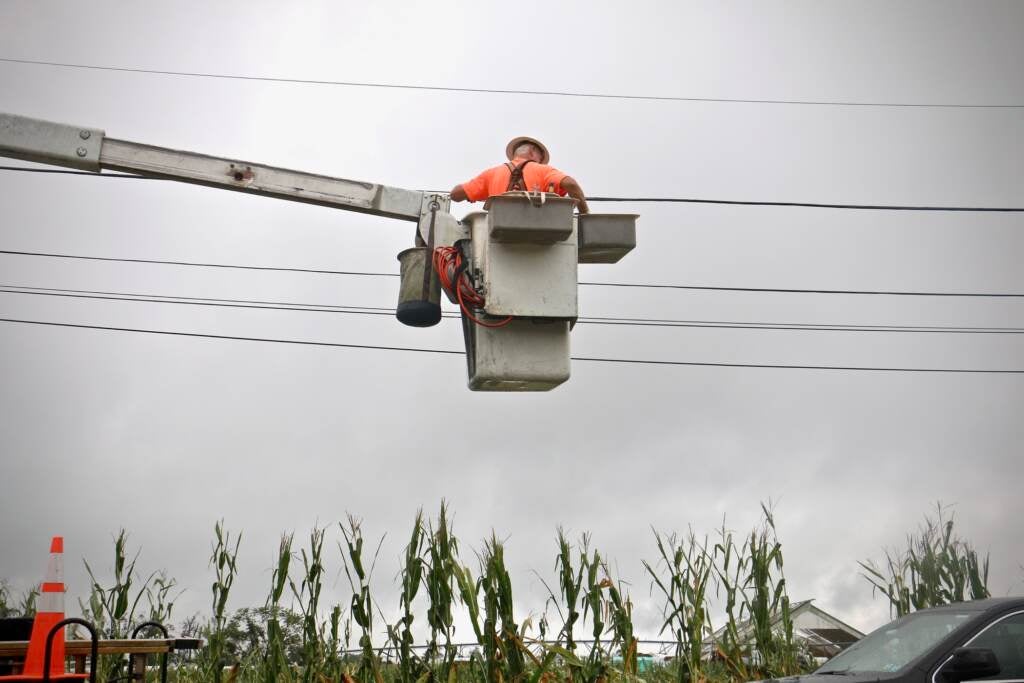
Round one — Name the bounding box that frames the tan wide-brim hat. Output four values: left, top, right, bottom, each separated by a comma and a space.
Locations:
505, 136, 550, 164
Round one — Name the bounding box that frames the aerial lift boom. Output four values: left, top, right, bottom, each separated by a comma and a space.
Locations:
0, 112, 637, 391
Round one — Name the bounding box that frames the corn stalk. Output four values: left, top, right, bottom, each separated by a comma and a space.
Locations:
860, 502, 991, 617
424, 501, 460, 680
207, 521, 242, 683
579, 542, 611, 683
482, 534, 527, 681
554, 529, 585, 655
79, 530, 165, 681
289, 527, 333, 682
388, 509, 426, 683
602, 562, 637, 678
452, 559, 488, 683
644, 529, 713, 682
746, 504, 796, 677
340, 515, 385, 683
264, 533, 294, 683
712, 504, 798, 681
712, 518, 751, 682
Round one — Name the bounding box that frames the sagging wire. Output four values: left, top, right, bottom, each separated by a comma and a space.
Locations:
432, 245, 513, 328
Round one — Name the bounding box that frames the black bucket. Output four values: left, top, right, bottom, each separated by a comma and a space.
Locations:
396, 247, 442, 327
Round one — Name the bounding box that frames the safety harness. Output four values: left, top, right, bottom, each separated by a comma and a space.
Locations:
504, 160, 534, 192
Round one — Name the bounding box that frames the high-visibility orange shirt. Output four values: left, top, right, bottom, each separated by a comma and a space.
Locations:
460, 158, 569, 202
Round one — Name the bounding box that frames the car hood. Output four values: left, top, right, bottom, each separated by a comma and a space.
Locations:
750, 674, 889, 683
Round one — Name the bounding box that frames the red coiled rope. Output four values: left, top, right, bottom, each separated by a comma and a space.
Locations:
433, 246, 513, 328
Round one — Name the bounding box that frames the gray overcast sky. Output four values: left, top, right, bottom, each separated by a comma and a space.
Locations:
1, 0, 1022, 639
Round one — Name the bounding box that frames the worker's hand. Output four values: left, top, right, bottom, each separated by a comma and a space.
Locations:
562, 177, 589, 214
450, 185, 468, 202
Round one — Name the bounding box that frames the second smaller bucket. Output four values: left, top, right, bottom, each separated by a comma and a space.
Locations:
396, 247, 442, 327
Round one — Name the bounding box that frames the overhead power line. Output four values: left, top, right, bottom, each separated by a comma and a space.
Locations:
2, 57, 1022, 109
3, 248, 1023, 298
578, 316, 1023, 333
3, 285, 1023, 334
0, 247, 394, 278
0, 166, 156, 179
3, 166, 1023, 212
586, 196, 1024, 212
580, 281, 1024, 298
2, 317, 1021, 374
0, 166, 147, 177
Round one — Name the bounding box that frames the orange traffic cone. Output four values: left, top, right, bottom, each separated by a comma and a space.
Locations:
0, 537, 89, 681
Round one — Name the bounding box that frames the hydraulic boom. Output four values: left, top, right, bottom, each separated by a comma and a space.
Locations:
0, 112, 637, 391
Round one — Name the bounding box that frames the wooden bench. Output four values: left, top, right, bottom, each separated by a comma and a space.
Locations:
0, 638, 202, 680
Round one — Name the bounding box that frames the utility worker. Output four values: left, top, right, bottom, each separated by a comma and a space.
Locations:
450, 136, 590, 214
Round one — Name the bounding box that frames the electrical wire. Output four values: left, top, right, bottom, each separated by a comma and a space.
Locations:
0, 248, 398, 278
578, 315, 1024, 334
576, 281, 1024, 298
1, 317, 1021, 374
2, 57, 1022, 108
0, 166, 151, 179
3, 166, 1023, 212
3, 248, 1023, 298
3, 285, 1023, 334
586, 196, 1024, 212
0, 285, 402, 315
0, 317, 461, 356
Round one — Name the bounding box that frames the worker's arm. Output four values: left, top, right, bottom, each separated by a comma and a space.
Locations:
450, 184, 469, 202
561, 176, 590, 214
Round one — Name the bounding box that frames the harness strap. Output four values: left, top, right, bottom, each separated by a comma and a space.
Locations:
505, 159, 534, 192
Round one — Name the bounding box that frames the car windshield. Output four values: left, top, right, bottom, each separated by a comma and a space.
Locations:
816, 610, 977, 674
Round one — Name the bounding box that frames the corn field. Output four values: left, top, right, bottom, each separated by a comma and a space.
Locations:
0, 502, 993, 682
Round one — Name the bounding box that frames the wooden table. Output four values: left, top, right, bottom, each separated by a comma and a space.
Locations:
0, 638, 202, 679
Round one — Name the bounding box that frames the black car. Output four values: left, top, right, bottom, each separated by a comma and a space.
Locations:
769, 598, 1024, 683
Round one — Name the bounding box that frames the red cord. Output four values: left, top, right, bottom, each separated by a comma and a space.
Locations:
433, 246, 513, 328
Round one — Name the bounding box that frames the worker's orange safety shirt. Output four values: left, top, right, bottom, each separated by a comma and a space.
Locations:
460, 157, 569, 202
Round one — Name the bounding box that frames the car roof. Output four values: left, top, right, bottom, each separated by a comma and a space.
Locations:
920, 597, 1024, 614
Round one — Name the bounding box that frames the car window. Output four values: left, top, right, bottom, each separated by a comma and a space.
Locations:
965, 612, 1024, 681
819, 611, 976, 674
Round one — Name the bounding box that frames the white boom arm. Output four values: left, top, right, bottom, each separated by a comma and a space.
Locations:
0, 112, 451, 229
